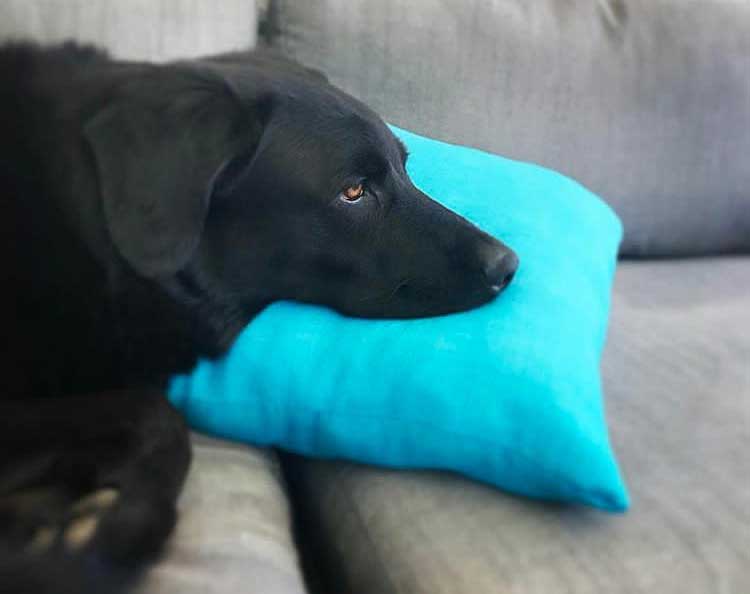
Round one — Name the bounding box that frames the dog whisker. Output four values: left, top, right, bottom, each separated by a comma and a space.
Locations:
358, 278, 412, 303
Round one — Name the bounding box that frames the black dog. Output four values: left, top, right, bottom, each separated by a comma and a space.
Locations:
0, 43, 518, 592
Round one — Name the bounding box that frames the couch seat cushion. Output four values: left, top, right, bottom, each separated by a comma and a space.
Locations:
285, 257, 750, 594
139, 434, 308, 594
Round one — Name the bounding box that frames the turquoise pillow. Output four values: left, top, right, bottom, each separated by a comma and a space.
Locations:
169, 126, 629, 511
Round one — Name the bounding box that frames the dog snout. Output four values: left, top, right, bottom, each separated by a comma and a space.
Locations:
480, 243, 519, 294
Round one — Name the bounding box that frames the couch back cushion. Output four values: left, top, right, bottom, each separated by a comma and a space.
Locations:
0, 0, 256, 62
268, 0, 750, 256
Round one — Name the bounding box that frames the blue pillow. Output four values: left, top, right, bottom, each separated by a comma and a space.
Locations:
169, 126, 629, 511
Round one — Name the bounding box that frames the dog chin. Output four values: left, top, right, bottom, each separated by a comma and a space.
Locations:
331, 289, 502, 320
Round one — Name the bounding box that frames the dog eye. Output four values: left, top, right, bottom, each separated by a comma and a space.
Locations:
340, 182, 366, 203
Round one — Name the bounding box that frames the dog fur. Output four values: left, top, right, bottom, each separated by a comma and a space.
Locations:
0, 42, 517, 593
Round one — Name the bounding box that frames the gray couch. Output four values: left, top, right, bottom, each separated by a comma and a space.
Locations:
2, 1, 748, 593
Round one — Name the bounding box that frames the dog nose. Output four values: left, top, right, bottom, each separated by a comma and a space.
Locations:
482, 247, 519, 293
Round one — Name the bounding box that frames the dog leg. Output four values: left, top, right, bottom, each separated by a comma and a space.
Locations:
0, 390, 192, 564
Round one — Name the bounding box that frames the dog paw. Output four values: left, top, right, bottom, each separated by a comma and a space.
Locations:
26, 525, 60, 552
94, 495, 177, 563
70, 487, 121, 515
22, 488, 175, 564
25, 487, 121, 553
64, 487, 120, 550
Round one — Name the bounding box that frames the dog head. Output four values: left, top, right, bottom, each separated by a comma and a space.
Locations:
84, 52, 518, 327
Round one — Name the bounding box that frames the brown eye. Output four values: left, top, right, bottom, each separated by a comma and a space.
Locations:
341, 183, 365, 203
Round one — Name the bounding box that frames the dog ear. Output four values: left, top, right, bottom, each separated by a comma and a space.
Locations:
84, 67, 264, 278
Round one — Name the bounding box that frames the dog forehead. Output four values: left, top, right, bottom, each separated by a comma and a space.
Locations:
219, 62, 399, 161
269, 104, 390, 165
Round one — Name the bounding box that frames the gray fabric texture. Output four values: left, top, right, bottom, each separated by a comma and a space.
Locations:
140, 435, 308, 594
285, 257, 750, 594
269, 0, 750, 257
0, 0, 256, 62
